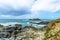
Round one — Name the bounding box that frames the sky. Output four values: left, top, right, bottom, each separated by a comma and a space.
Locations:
0, 0, 60, 19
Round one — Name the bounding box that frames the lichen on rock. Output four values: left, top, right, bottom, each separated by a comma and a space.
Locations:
45, 18, 60, 40
16, 26, 45, 40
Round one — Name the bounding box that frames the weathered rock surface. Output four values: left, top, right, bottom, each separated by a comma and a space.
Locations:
45, 19, 60, 40
16, 27, 46, 40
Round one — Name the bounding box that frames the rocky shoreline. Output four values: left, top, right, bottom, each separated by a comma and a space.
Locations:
0, 22, 47, 40
0, 18, 60, 40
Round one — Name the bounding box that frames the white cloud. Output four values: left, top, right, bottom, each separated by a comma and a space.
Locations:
0, 0, 60, 19
27, 0, 60, 19
31, 0, 60, 12
0, 0, 60, 12
0, 0, 34, 10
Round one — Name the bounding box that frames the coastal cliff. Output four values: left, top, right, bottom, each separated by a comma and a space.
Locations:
45, 19, 60, 40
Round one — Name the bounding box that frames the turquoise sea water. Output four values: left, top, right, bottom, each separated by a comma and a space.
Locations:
0, 19, 52, 28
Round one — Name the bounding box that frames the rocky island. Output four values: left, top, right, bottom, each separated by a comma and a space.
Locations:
29, 18, 40, 20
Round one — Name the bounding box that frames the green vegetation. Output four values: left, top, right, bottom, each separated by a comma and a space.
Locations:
45, 18, 60, 40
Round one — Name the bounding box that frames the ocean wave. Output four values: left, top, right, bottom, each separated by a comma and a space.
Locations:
0, 22, 20, 26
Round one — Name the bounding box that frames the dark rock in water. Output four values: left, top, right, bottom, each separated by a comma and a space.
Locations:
29, 18, 40, 20
9, 25, 12, 26
34, 22, 49, 25
15, 24, 22, 27
0, 24, 23, 38
23, 26, 39, 30
4, 27, 15, 37
0, 24, 4, 27
5, 27, 15, 31
14, 24, 22, 31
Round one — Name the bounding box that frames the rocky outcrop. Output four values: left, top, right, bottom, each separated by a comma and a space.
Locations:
45, 19, 60, 40
29, 18, 40, 20
34, 22, 49, 25
16, 26, 46, 40
0, 24, 22, 38
29, 22, 49, 25
0, 24, 4, 31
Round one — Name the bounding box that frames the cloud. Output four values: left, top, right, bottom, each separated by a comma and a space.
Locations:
0, 0, 60, 19
27, 0, 60, 19
0, 0, 35, 16
0, 0, 35, 9
0, 8, 31, 16
31, 0, 60, 12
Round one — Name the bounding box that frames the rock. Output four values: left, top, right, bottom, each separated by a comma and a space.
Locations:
15, 24, 22, 27
4, 32, 11, 38
16, 27, 45, 40
5, 27, 15, 31
0, 24, 4, 27
29, 18, 40, 20
0, 31, 11, 38
0, 24, 4, 31
29, 22, 49, 25
45, 19, 60, 40
9, 25, 12, 26
34, 22, 49, 25
15, 24, 22, 30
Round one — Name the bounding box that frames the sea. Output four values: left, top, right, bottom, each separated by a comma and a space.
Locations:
0, 19, 52, 28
